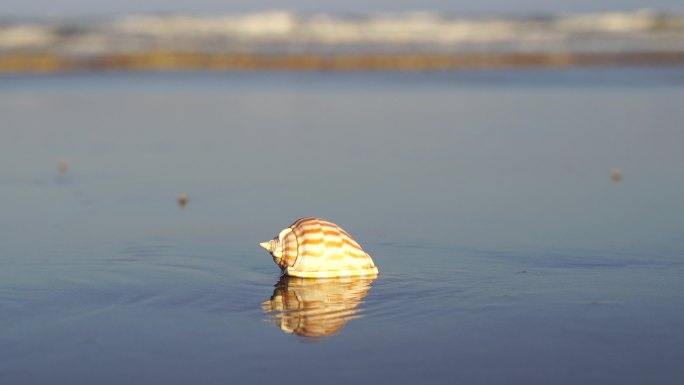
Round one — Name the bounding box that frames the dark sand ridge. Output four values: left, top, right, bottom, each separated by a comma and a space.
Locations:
2, 51, 684, 73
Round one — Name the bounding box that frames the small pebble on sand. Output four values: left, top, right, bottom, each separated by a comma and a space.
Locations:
178, 193, 188, 207
611, 168, 622, 184
58, 159, 69, 174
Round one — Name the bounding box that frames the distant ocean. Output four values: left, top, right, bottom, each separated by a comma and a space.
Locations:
1, 10, 684, 72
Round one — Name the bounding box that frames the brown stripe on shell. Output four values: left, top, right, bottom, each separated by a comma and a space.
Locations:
282, 231, 298, 267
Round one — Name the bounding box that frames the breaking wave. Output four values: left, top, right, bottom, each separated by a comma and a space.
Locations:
1, 9, 683, 55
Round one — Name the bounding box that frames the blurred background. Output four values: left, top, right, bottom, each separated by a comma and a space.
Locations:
1, 1, 684, 385
2, 2, 684, 71
3, 0, 684, 15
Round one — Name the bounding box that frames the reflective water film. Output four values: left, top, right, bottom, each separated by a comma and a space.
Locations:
1, 70, 684, 384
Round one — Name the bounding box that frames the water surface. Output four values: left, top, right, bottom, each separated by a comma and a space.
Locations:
1, 69, 683, 384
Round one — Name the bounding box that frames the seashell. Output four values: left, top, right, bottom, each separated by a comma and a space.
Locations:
261, 274, 376, 338
259, 217, 379, 278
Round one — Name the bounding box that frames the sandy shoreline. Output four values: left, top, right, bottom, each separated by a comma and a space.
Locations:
2, 51, 684, 73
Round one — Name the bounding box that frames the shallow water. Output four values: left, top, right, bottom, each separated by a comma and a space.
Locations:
1, 69, 684, 384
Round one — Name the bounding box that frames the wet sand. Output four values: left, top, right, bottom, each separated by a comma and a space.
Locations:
1, 51, 684, 73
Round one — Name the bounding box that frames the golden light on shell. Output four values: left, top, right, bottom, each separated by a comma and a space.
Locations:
260, 217, 378, 278
261, 274, 376, 338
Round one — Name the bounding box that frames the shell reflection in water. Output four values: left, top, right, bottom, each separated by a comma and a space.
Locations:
261, 274, 376, 338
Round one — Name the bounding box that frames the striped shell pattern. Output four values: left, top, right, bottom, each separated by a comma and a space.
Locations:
260, 217, 379, 278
